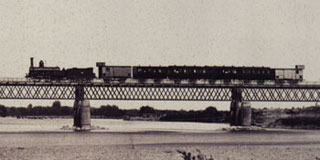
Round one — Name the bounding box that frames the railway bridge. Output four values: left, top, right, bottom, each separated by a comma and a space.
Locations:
1, 78, 320, 129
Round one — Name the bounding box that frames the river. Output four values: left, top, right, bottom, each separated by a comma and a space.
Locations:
0, 117, 229, 132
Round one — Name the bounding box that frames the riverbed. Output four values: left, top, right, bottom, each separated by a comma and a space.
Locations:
0, 118, 320, 160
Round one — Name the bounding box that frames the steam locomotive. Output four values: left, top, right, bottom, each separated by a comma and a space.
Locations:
26, 58, 96, 81
96, 62, 305, 83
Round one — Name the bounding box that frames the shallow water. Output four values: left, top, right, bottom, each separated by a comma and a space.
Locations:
0, 117, 229, 132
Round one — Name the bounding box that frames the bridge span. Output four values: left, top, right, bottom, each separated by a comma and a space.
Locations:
0, 79, 320, 101
1, 78, 320, 129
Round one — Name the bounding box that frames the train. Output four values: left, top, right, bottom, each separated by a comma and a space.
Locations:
26, 58, 96, 81
96, 62, 305, 83
26, 57, 305, 83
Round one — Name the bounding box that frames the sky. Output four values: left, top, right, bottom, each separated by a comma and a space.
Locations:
0, 0, 320, 110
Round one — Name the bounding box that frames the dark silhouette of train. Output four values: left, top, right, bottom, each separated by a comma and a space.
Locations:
26, 57, 305, 83
96, 62, 305, 83
26, 58, 96, 81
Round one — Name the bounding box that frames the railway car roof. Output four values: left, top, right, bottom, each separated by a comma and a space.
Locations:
31, 67, 60, 70
104, 66, 132, 67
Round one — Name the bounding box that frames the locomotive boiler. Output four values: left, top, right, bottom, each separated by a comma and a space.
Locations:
26, 58, 96, 81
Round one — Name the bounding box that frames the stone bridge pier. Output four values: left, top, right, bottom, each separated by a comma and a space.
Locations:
73, 86, 91, 130
230, 88, 252, 126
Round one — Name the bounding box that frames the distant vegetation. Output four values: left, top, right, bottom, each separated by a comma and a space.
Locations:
0, 101, 229, 123
160, 107, 229, 123
2, 101, 320, 128
0, 101, 73, 118
251, 106, 320, 129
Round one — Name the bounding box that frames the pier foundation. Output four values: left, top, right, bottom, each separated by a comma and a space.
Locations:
230, 88, 252, 126
73, 86, 91, 130
230, 100, 242, 125
240, 102, 252, 126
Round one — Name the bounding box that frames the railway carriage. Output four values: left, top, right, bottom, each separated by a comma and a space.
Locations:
96, 61, 305, 83
237, 67, 275, 81
133, 66, 168, 79
168, 66, 205, 80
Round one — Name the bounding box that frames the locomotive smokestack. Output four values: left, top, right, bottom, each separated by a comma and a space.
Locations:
30, 57, 34, 67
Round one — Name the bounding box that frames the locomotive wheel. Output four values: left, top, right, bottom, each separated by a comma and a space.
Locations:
189, 79, 196, 84
104, 79, 110, 83
173, 79, 180, 84
244, 80, 251, 84
154, 79, 161, 84
138, 79, 146, 84
118, 78, 126, 83
223, 80, 231, 84
208, 80, 215, 84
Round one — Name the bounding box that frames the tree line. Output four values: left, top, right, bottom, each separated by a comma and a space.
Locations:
0, 101, 230, 123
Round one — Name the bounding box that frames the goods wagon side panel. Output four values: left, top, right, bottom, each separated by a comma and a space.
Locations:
284, 70, 295, 80
111, 66, 131, 78
275, 69, 284, 80
103, 66, 131, 78
276, 69, 297, 80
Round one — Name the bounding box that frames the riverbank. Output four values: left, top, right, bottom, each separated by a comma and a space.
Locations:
252, 106, 320, 129
2, 143, 320, 160
1, 118, 320, 159
1, 129, 320, 160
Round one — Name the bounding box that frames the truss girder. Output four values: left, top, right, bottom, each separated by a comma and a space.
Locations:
242, 88, 320, 102
0, 85, 75, 99
84, 86, 232, 101
0, 84, 320, 102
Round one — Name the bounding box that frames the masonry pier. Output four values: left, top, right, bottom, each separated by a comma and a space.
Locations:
230, 88, 252, 126
73, 86, 91, 130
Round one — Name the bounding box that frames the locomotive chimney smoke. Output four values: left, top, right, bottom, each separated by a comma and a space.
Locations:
30, 57, 34, 67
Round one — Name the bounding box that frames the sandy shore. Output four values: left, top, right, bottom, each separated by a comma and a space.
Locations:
1, 129, 320, 160
1, 144, 320, 160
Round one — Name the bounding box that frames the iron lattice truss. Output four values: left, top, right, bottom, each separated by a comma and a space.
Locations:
0, 84, 320, 101
84, 86, 231, 101
0, 85, 75, 99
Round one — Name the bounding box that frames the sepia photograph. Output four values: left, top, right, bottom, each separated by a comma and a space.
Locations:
1, 0, 320, 159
